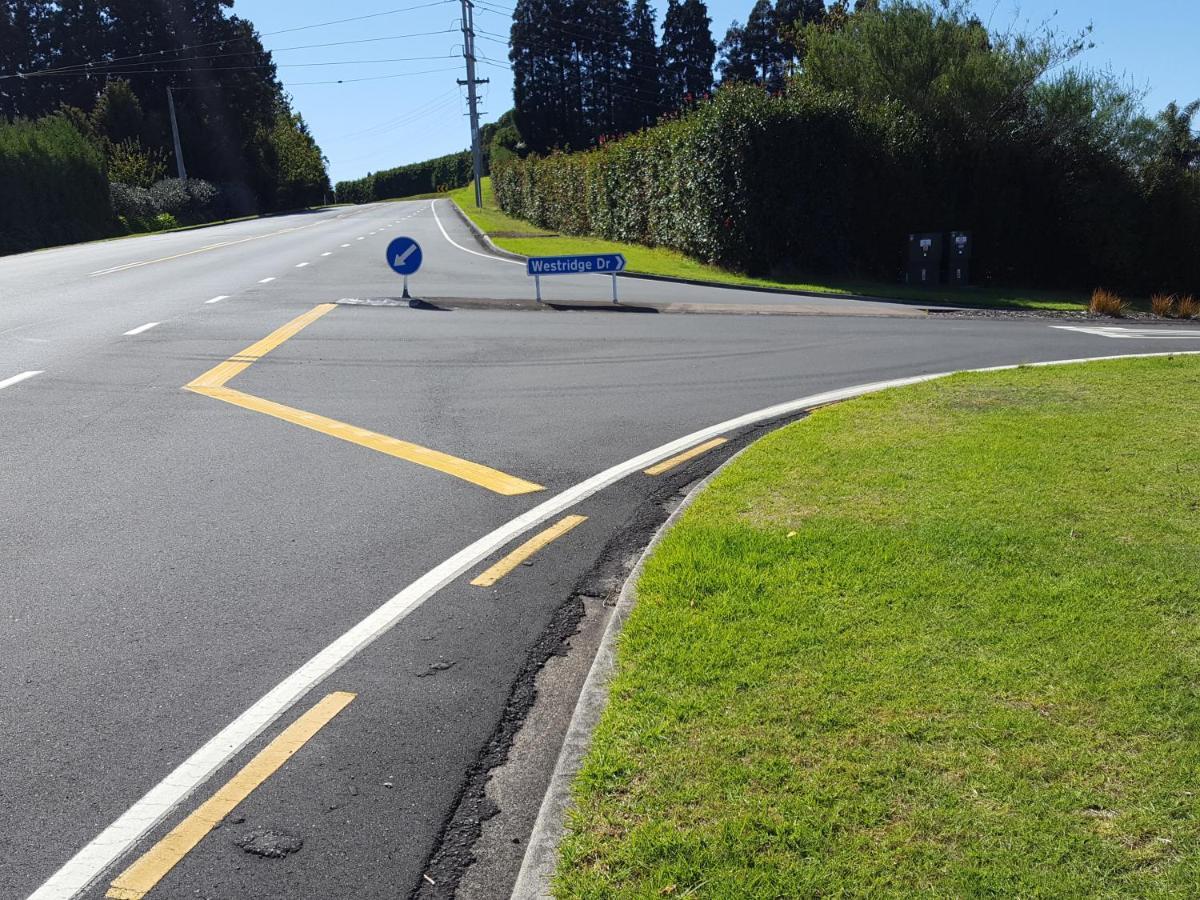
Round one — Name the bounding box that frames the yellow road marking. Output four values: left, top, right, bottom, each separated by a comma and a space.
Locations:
191, 385, 544, 495
471, 514, 588, 586
106, 691, 355, 900
185, 304, 543, 495
643, 437, 728, 476
187, 303, 337, 390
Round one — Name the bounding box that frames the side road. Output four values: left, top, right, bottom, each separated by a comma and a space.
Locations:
542, 354, 1200, 898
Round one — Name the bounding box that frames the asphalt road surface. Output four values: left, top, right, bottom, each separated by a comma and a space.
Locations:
4, 200, 1200, 900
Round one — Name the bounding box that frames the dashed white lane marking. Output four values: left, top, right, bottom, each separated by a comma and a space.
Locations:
295, 262, 309, 268
320, 252, 332, 257
205, 295, 229, 304
1052, 325, 1200, 340
258, 277, 275, 284
0, 370, 42, 391
430, 199, 522, 266
33, 348, 1200, 900
341, 243, 351, 248
356, 237, 365, 241
123, 322, 160, 336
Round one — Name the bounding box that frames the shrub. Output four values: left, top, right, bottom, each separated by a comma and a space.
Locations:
0, 114, 113, 254
152, 212, 179, 231
1090, 288, 1128, 317
1177, 295, 1199, 319
111, 177, 220, 232
336, 150, 473, 203
1151, 293, 1177, 317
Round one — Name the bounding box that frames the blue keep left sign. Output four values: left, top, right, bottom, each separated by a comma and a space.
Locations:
386, 236, 422, 275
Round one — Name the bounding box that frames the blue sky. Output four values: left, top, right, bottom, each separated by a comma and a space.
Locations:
232, 0, 1200, 184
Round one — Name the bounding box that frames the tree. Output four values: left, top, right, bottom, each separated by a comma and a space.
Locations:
1152, 101, 1200, 170
579, 0, 631, 140
625, 0, 662, 129
718, 0, 786, 89
661, 0, 716, 109
511, 0, 581, 151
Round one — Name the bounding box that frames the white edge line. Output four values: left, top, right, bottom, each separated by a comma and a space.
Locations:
29, 348, 1200, 900
430, 199, 523, 266
205, 295, 229, 305
0, 370, 43, 391
122, 322, 159, 336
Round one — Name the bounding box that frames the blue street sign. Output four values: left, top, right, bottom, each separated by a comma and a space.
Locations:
386, 236, 422, 276
526, 254, 626, 276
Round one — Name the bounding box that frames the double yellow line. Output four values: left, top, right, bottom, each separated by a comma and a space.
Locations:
186, 304, 543, 496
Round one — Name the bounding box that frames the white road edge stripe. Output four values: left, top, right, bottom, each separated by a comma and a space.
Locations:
0, 370, 42, 391
205, 295, 229, 304
28, 348, 1200, 900
430, 199, 523, 266
123, 322, 159, 336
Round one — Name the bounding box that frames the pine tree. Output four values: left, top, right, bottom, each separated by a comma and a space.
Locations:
511, 0, 579, 151
718, 0, 786, 88
661, 0, 716, 109
580, 0, 631, 140
625, 0, 661, 130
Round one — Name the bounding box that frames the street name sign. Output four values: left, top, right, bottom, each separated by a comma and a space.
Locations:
526, 253, 626, 276
526, 253, 628, 303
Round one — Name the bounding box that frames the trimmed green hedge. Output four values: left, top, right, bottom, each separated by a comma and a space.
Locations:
493, 86, 908, 277
335, 150, 473, 203
0, 115, 113, 254
492, 83, 1200, 293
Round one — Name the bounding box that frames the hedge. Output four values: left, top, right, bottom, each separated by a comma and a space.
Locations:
492, 83, 1200, 293
335, 150, 473, 203
0, 115, 113, 254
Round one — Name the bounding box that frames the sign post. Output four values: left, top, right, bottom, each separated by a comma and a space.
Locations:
525, 253, 627, 304
385, 236, 423, 299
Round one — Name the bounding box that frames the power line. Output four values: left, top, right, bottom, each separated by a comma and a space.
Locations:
0, 0, 457, 80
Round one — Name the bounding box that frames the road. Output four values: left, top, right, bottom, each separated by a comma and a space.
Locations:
3, 200, 1199, 900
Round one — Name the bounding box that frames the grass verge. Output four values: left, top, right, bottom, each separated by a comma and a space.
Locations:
448, 179, 1093, 311
557, 355, 1200, 898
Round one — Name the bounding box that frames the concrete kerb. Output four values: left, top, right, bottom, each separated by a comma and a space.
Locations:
507, 347, 1200, 899
509, 444, 752, 900
444, 198, 952, 311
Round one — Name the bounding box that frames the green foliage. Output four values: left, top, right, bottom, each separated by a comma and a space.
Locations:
263, 109, 330, 209
335, 151, 473, 203
494, 83, 904, 276
495, 1, 1200, 294
0, 114, 113, 254
105, 138, 167, 188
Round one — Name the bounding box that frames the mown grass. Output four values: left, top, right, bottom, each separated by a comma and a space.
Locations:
448, 178, 1093, 311
557, 355, 1200, 899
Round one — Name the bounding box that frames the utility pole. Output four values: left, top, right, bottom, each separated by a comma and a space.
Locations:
458, 0, 488, 208
166, 85, 187, 180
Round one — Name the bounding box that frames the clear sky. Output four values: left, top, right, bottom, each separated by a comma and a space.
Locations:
230, 0, 1200, 184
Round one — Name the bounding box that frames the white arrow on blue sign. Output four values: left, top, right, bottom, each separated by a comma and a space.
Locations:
386, 236, 423, 275
526, 253, 626, 276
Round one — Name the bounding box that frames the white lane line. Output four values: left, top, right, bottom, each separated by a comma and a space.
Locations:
1052, 325, 1200, 340
320, 252, 332, 257
295, 262, 309, 268
258, 277, 275, 284
31, 346, 1200, 900
356, 237, 365, 241
123, 322, 160, 336
430, 199, 523, 266
341, 243, 351, 248
205, 295, 229, 304
0, 370, 42, 391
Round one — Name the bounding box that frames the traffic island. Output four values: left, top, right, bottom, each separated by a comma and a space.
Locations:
554, 355, 1200, 897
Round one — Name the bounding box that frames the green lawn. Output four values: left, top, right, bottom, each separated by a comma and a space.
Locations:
557, 355, 1200, 898
448, 179, 1092, 311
